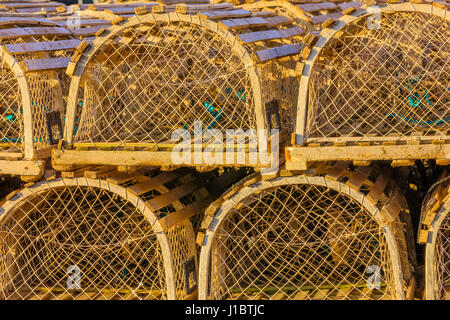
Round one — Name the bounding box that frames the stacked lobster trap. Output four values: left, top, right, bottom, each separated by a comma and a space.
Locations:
197, 163, 417, 300
0, 0, 447, 301
418, 167, 450, 300
0, 1, 133, 181
286, 1, 449, 170
0, 165, 247, 300
0, 14, 75, 180
52, 0, 311, 171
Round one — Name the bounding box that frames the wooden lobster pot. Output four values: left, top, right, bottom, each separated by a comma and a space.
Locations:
418, 167, 450, 300
0, 168, 212, 300
287, 2, 449, 171
0, 16, 81, 181
0, 5, 117, 181
198, 163, 416, 300
54, 3, 308, 172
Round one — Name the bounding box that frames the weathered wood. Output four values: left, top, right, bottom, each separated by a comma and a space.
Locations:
218, 17, 267, 30
0, 26, 70, 39
254, 43, 303, 63
4, 39, 81, 55
20, 57, 71, 72
297, 2, 337, 12
198, 9, 251, 21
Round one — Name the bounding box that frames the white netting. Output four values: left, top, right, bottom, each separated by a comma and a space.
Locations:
306, 12, 449, 141
208, 183, 396, 300
0, 185, 168, 300
74, 21, 256, 146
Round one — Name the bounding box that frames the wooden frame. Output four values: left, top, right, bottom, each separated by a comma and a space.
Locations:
287, 2, 450, 170
198, 163, 416, 300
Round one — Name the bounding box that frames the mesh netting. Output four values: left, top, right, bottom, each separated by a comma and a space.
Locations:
208, 183, 395, 300
74, 21, 256, 146
0, 32, 73, 155
0, 184, 168, 300
435, 212, 450, 300
306, 12, 449, 141
0, 59, 22, 153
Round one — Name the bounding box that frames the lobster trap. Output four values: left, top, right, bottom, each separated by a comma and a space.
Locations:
198, 163, 416, 300
0, 16, 81, 180
54, 4, 306, 171
418, 167, 450, 300
287, 2, 449, 170
0, 164, 247, 300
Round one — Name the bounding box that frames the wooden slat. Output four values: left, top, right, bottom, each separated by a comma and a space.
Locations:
297, 2, 337, 12
106, 167, 156, 185
146, 178, 205, 211
310, 12, 343, 25
15, 7, 59, 13
70, 26, 105, 37
0, 16, 55, 26
279, 26, 305, 38
346, 167, 371, 191
20, 56, 71, 72
0, 2, 62, 9
337, 1, 363, 10
159, 193, 214, 230
198, 9, 251, 21
264, 15, 293, 27
238, 29, 281, 44
177, 3, 234, 13
0, 26, 69, 40
218, 17, 267, 30
4, 39, 80, 55
255, 43, 303, 63
159, 0, 209, 3
127, 170, 186, 196
57, 19, 111, 27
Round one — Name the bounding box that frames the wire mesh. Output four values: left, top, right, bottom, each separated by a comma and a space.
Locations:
207, 183, 397, 300
0, 30, 73, 156
305, 11, 449, 141
74, 21, 256, 146
0, 59, 22, 153
0, 183, 168, 300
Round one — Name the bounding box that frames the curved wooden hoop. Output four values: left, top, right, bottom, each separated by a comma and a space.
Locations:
424, 179, 450, 300
0, 177, 178, 300
198, 173, 407, 300
64, 12, 264, 145
0, 47, 33, 160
